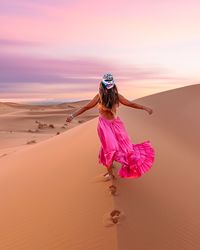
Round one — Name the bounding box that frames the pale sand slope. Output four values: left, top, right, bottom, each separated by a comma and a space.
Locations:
0, 84, 199, 249
114, 83, 200, 250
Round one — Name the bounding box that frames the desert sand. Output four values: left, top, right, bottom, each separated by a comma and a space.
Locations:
0, 100, 98, 158
0, 84, 199, 249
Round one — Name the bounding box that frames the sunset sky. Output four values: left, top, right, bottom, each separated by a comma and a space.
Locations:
0, 0, 199, 103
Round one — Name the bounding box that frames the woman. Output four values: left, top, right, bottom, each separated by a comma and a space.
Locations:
66, 72, 155, 180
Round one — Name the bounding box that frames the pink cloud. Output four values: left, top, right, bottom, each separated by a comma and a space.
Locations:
0, 52, 186, 85
0, 38, 43, 47
0, 0, 198, 102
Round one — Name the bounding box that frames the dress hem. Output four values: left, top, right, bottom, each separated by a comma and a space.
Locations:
98, 140, 155, 179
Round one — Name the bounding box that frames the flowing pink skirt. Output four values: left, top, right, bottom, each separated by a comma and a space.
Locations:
97, 115, 155, 179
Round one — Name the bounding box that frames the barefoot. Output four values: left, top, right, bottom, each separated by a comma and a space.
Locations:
103, 172, 109, 176
103, 173, 113, 182
104, 172, 116, 181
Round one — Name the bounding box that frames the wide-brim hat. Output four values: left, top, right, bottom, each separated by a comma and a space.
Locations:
102, 72, 115, 89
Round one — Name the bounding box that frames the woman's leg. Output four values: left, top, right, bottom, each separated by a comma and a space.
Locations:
105, 163, 116, 179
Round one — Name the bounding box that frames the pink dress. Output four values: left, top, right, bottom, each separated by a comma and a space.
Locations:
97, 114, 155, 179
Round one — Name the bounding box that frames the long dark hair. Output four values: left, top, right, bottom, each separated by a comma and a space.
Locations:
98, 81, 120, 114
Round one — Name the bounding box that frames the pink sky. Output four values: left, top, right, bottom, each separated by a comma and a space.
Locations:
0, 0, 199, 103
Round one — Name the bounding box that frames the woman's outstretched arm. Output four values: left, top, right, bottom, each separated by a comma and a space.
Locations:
118, 93, 153, 114
66, 93, 99, 122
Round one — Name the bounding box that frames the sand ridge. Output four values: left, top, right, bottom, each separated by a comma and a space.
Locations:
0, 84, 200, 249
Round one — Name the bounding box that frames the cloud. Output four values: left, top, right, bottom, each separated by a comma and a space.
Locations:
0, 38, 43, 47
0, 53, 191, 102
0, 0, 77, 17
0, 52, 190, 103
0, 52, 185, 85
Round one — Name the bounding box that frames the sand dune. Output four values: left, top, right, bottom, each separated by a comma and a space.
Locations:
0, 100, 99, 157
0, 84, 199, 249
0, 100, 90, 110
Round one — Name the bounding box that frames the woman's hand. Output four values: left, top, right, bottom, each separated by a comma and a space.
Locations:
66, 114, 74, 123
144, 107, 153, 115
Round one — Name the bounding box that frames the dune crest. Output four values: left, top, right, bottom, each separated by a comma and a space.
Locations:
0, 84, 199, 249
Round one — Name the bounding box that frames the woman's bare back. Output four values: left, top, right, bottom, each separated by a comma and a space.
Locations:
97, 101, 119, 120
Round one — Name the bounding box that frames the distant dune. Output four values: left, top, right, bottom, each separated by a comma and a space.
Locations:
0, 99, 99, 156
0, 84, 199, 249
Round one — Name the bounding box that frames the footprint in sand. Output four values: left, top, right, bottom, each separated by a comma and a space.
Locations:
102, 209, 125, 227
109, 185, 118, 196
